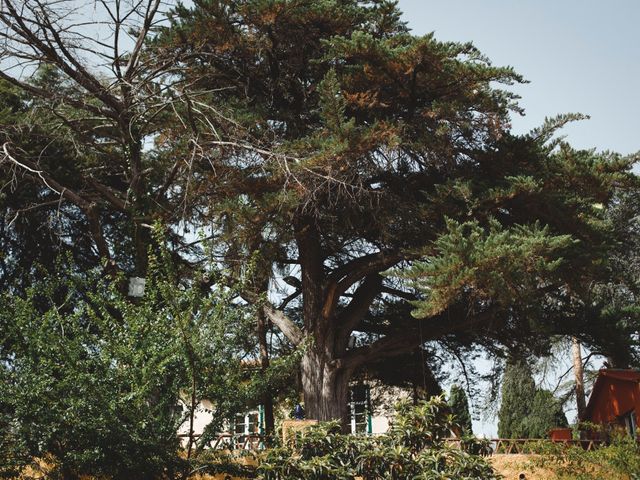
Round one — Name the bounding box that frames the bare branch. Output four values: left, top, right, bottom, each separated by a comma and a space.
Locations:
263, 303, 304, 346
124, 0, 162, 81
335, 274, 383, 341
340, 307, 489, 370
1, 142, 89, 209
330, 250, 405, 290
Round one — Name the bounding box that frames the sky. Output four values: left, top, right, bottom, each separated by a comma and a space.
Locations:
395, 1, 640, 436
397, 0, 640, 158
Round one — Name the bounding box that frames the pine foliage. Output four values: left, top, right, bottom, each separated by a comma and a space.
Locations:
1, 0, 639, 440
497, 359, 568, 439
448, 385, 474, 435
498, 359, 537, 438
402, 218, 575, 318
159, 0, 640, 374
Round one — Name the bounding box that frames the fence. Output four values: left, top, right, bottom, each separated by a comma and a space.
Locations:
179, 433, 265, 451
181, 433, 605, 454
445, 437, 604, 455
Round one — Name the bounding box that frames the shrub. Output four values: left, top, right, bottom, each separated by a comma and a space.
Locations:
258, 396, 499, 480
0, 257, 256, 480
528, 432, 640, 480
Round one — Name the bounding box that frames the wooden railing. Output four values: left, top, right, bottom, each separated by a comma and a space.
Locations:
180, 434, 604, 454
208, 433, 264, 450
179, 433, 265, 451
443, 438, 604, 455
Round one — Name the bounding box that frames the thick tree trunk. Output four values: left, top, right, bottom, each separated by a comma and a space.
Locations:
572, 337, 586, 418
295, 217, 353, 426
301, 349, 351, 430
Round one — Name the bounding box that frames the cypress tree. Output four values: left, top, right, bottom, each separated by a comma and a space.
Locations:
448, 385, 473, 434
497, 359, 536, 438
521, 389, 568, 438
498, 360, 569, 438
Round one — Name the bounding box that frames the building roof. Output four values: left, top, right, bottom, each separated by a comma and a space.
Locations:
581, 369, 640, 421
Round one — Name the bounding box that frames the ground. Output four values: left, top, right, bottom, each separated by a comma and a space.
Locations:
490, 454, 556, 479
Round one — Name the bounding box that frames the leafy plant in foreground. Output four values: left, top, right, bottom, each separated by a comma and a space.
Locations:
527, 431, 640, 480
258, 396, 499, 480
0, 252, 257, 480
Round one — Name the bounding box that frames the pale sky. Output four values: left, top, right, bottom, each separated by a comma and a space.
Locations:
396, 1, 639, 436
398, 0, 640, 157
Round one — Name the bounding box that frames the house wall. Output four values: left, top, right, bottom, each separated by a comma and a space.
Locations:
178, 382, 413, 444
367, 383, 413, 435
587, 378, 640, 426
177, 399, 214, 442
370, 413, 390, 434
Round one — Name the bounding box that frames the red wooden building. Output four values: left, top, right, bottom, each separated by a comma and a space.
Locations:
580, 369, 640, 438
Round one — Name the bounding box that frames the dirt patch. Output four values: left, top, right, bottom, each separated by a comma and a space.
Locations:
490, 454, 557, 480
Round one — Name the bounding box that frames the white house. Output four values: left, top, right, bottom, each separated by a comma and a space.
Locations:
178, 381, 411, 447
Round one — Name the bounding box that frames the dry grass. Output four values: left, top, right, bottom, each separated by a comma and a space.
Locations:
489, 453, 632, 480
490, 454, 557, 479
190, 475, 245, 480
15, 456, 105, 480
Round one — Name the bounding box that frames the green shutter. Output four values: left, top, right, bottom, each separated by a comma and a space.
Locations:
366, 386, 372, 434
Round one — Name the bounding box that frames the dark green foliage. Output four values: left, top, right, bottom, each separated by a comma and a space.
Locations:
159, 0, 640, 424
0, 0, 636, 432
0, 251, 262, 479
498, 359, 537, 438
1, 0, 638, 462
530, 432, 640, 479
498, 360, 568, 439
258, 396, 498, 480
132, 3, 630, 437
449, 385, 473, 435
581, 189, 640, 368
520, 390, 568, 439
0, 77, 98, 292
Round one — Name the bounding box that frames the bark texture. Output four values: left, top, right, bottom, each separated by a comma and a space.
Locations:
301, 349, 351, 428
572, 337, 586, 418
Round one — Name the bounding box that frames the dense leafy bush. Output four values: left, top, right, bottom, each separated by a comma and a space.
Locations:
0, 254, 257, 480
528, 432, 640, 479
258, 396, 498, 480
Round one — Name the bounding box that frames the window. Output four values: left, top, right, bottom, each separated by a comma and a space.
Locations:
232, 411, 261, 447
234, 413, 247, 436
349, 384, 371, 434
